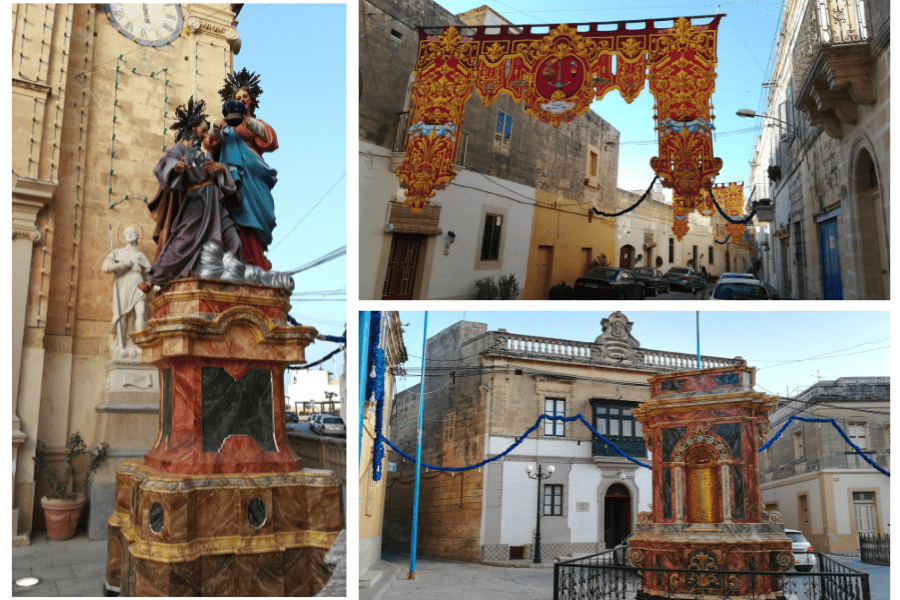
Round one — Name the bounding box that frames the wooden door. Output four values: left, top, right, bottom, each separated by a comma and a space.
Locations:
382, 234, 423, 300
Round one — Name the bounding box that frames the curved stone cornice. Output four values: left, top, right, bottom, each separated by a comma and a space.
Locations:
134, 304, 316, 364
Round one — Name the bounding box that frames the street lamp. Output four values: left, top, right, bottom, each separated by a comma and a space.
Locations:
736, 109, 798, 133
525, 463, 555, 563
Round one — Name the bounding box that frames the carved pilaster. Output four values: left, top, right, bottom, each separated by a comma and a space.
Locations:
183, 5, 239, 44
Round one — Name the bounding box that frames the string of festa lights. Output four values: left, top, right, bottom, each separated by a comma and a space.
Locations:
107, 55, 170, 209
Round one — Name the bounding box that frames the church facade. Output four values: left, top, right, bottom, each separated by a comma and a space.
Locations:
12, 3, 242, 543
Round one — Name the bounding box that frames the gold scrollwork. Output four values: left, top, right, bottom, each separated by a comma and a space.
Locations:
775, 550, 795, 570
628, 548, 645, 565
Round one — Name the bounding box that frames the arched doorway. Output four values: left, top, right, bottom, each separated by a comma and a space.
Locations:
619, 245, 634, 270
604, 483, 631, 548
853, 150, 888, 299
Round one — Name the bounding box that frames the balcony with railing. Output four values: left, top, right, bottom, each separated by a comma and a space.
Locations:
390, 111, 469, 171
487, 332, 745, 371
592, 436, 647, 460
791, 0, 877, 138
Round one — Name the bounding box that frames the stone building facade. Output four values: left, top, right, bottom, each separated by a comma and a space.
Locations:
614, 182, 755, 277
381, 313, 747, 562
359, 312, 408, 575
747, 0, 889, 299
359, 0, 620, 299
12, 3, 242, 544
760, 377, 890, 554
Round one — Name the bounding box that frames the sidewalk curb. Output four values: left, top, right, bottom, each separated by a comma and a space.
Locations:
362, 560, 404, 600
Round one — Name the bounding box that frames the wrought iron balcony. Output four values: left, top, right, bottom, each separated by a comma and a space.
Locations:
592, 436, 647, 459
391, 111, 468, 168
792, 0, 876, 138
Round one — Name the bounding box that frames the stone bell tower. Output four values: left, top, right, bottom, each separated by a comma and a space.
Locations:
629, 365, 793, 599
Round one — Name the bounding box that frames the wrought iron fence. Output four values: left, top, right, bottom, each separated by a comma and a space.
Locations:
554, 548, 871, 600
859, 532, 889, 566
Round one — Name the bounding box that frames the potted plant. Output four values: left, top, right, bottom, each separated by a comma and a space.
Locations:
34, 433, 108, 541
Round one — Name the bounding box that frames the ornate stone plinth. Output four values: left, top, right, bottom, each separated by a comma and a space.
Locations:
630, 366, 793, 600
106, 279, 341, 596
134, 279, 316, 474
106, 462, 342, 596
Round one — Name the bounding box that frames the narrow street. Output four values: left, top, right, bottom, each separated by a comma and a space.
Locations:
645, 288, 709, 300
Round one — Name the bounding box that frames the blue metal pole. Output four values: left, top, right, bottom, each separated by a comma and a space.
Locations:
358, 312, 371, 465
696, 311, 701, 369
409, 311, 428, 578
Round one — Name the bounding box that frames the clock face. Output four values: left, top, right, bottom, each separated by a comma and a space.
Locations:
104, 4, 183, 47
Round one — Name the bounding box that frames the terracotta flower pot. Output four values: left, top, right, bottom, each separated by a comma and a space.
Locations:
41, 494, 86, 541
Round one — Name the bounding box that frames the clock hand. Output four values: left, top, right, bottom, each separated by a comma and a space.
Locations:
142, 4, 150, 23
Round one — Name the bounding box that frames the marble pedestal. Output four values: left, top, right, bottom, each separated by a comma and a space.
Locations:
630, 366, 793, 600
91, 360, 159, 539
106, 279, 341, 596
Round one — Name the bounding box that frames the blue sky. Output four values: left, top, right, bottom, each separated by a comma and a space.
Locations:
233, 4, 347, 369
396, 310, 890, 400
432, 0, 785, 197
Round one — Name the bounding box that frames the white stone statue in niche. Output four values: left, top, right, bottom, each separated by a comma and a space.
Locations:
102, 226, 151, 359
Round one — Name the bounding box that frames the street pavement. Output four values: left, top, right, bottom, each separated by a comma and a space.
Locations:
361, 552, 891, 600
12, 531, 107, 597
646, 287, 710, 300
362, 553, 555, 600
12, 528, 347, 597
829, 555, 890, 600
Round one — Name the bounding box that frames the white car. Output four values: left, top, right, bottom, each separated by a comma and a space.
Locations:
785, 528, 817, 572
308, 413, 324, 434
719, 272, 755, 281
320, 416, 346, 437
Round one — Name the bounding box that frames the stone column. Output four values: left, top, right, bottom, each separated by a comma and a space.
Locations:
672, 462, 685, 523
719, 459, 733, 523
12, 173, 56, 544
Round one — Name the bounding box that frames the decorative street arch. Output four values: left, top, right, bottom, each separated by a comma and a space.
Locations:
397, 15, 725, 239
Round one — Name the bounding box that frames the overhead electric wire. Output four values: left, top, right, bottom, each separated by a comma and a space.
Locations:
270, 172, 345, 250
756, 345, 889, 370
286, 245, 346, 275
290, 288, 346, 297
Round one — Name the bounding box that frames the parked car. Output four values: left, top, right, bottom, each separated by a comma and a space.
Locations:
710, 279, 778, 300
320, 416, 346, 437
285, 411, 299, 424
719, 272, 755, 281
664, 267, 704, 292
308, 413, 323, 434
631, 267, 669, 296
785, 528, 817, 572
573, 268, 646, 300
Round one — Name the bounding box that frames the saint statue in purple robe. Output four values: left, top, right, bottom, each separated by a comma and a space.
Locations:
141, 98, 242, 291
